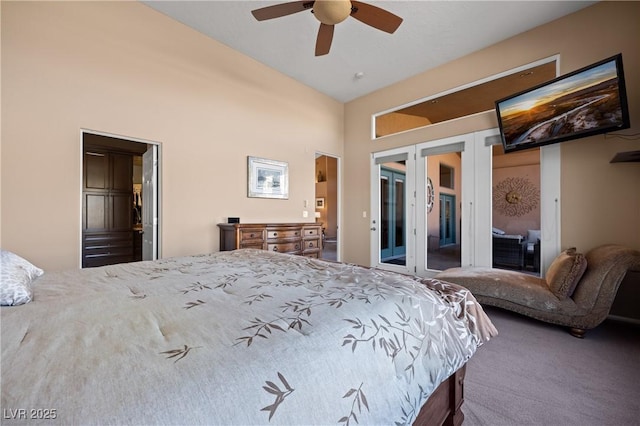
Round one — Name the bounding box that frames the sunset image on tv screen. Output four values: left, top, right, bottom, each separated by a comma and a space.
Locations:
498, 58, 626, 150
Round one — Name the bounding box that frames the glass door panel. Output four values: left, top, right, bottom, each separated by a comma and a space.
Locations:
416, 135, 474, 275
380, 166, 406, 265
491, 144, 542, 274
439, 193, 456, 247
424, 153, 462, 271
380, 174, 390, 256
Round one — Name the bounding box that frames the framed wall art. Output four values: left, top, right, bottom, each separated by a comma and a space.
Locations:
247, 156, 289, 199
315, 198, 325, 208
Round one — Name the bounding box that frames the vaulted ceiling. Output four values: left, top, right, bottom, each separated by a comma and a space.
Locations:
142, 1, 595, 102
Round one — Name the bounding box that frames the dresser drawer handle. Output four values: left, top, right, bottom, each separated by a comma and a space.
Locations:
272, 246, 279, 252
308, 242, 314, 247
249, 233, 255, 238
273, 232, 278, 237
295, 231, 299, 236
295, 244, 300, 250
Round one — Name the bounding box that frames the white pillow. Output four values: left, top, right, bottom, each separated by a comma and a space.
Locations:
1, 250, 44, 306
492, 227, 506, 235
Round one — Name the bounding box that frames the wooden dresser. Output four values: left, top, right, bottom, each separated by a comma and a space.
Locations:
218, 223, 322, 259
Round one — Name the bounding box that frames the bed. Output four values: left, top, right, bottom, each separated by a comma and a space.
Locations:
1, 249, 497, 425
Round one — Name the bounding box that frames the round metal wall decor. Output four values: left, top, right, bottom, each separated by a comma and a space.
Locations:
493, 177, 539, 217
426, 177, 435, 213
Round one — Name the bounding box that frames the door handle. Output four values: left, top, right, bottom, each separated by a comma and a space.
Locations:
370, 227, 377, 231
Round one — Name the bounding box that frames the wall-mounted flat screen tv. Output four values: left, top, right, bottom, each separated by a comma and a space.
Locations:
495, 54, 630, 153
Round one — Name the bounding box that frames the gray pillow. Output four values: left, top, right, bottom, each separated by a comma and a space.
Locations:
1, 250, 44, 306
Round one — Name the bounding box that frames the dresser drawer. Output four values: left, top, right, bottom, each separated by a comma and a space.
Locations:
83, 231, 134, 268
266, 229, 301, 240
303, 227, 320, 237
239, 242, 265, 250
239, 228, 264, 242
83, 232, 133, 252
267, 242, 302, 254
84, 247, 133, 259
304, 239, 319, 250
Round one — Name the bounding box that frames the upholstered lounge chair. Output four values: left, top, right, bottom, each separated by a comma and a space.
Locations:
436, 244, 640, 338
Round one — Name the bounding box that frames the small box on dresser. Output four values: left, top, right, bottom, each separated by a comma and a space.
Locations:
218, 223, 322, 259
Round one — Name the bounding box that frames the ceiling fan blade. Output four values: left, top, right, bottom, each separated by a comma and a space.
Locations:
251, 1, 313, 21
350, 1, 403, 34
315, 23, 334, 56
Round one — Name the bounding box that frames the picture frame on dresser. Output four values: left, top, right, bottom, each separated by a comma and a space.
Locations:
248, 156, 289, 199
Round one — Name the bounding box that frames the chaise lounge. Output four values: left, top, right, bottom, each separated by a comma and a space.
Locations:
436, 244, 640, 338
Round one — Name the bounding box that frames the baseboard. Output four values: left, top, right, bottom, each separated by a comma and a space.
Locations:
607, 314, 640, 326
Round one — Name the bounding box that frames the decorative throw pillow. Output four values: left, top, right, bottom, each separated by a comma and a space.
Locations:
0, 250, 44, 306
546, 248, 587, 299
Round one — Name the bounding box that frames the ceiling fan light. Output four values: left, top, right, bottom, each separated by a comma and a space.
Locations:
313, 0, 352, 25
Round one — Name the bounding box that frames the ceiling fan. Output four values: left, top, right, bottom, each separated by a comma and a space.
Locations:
251, 0, 403, 56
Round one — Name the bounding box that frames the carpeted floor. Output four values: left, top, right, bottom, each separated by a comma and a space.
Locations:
464, 306, 640, 426
322, 240, 337, 261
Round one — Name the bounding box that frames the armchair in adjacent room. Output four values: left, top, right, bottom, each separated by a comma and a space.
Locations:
492, 233, 527, 270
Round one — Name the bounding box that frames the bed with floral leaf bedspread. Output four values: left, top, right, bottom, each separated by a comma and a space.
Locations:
1, 249, 496, 425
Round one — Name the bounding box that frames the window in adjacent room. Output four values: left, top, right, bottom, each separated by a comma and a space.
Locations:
440, 164, 454, 189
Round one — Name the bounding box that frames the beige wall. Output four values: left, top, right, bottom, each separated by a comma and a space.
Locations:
343, 1, 640, 266
1, 1, 343, 271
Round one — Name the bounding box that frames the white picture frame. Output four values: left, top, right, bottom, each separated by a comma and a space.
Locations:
248, 156, 289, 199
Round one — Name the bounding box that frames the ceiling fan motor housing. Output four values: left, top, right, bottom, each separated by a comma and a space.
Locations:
251, 0, 402, 56
313, 0, 352, 25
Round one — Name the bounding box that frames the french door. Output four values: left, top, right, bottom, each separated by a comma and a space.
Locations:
372, 131, 495, 277
371, 147, 415, 275
371, 129, 560, 278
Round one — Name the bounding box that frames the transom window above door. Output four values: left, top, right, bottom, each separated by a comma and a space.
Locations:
373, 59, 557, 138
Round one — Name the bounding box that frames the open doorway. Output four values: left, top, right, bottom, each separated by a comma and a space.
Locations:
81, 131, 159, 268
315, 154, 339, 261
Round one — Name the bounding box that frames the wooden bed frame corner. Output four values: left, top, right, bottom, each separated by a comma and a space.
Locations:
413, 364, 466, 426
